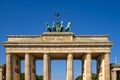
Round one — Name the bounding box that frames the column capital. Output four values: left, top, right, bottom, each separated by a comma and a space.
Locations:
103, 52, 110, 54
25, 53, 30, 55
44, 53, 51, 56
0, 68, 3, 72
82, 53, 91, 60
86, 53, 92, 56
6, 52, 13, 55
67, 53, 73, 57
44, 53, 51, 60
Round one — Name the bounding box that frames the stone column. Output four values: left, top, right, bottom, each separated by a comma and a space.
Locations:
25, 54, 31, 80
82, 59, 85, 80
0, 68, 3, 80
6, 54, 13, 80
113, 71, 117, 80
111, 71, 113, 80
82, 54, 92, 80
43, 54, 51, 80
48, 55, 51, 80
31, 55, 36, 80
96, 59, 99, 80
104, 53, 110, 80
86, 54, 92, 80
66, 54, 73, 80
13, 55, 21, 80
97, 56, 103, 80
117, 71, 120, 80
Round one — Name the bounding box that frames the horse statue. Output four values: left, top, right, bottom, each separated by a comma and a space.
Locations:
59, 21, 64, 32
45, 14, 71, 32
45, 22, 52, 32
52, 22, 56, 32
65, 22, 71, 32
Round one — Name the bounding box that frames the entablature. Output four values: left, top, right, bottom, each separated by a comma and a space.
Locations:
2, 32, 114, 55
5, 46, 111, 54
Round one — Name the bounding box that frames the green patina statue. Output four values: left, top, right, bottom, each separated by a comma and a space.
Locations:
46, 13, 71, 32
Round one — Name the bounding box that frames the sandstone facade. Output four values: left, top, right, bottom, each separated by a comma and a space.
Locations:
2, 32, 114, 80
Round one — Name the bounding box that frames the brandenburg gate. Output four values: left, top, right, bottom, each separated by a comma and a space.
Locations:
2, 32, 113, 80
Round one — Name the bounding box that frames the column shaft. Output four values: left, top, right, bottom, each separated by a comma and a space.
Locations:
66, 54, 73, 80
82, 59, 85, 80
111, 71, 114, 80
82, 54, 92, 80
6, 54, 13, 80
13, 55, 21, 80
97, 56, 103, 80
48, 56, 51, 80
0, 69, 3, 80
86, 54, 92, 80
96, 59, 99, 80
104, 53, 110, 80
44, 54, 51, 80
113, 71, 117, 80
31, 55, 36, 80
25, 54, 31, 80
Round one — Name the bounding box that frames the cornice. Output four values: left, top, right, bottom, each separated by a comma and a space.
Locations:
75, 34, 109, 37
2, 42, 114, 47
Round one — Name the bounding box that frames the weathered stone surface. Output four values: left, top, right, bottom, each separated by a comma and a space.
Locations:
42, 32, 74, 42
66, 54, 73, 80
2, 32, 114, 80
13, 55, 20, 80
110, 64, 120, 80
4, 32, 112, 43
82, 54, 92, 80
6, 54, 13, 80
44, 54, 51, 80
0, 64, 5, 80
25, 54, 31, 80
5, 47, 111, 54
31, 55, 36, 80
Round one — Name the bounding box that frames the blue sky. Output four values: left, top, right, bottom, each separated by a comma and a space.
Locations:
0, 0, 120, 80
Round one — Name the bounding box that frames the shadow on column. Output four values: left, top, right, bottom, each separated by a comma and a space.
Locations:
117, 71, 120, 80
